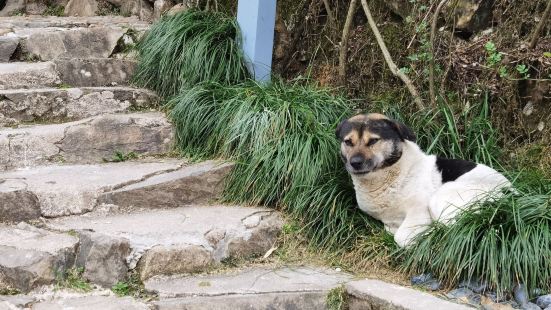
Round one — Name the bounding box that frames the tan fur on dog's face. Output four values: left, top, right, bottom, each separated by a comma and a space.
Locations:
336, 114, 416, 175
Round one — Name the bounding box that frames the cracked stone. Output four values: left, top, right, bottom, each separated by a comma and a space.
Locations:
0, 87, 157, 125
98, 161, 233, 209
0, 112, 171, 169
22, 27, 125, 60
75, 231, 131, 287
0, 224, 78, 293
0, 62, 60, 90
54, 58, 137, 87
0, 160, 183, 218
145, 266, 352, 299
45, 205, 282, 280
0, 37, 18, 62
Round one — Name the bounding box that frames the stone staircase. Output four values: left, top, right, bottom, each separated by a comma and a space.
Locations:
0, 15, 472, 310
0, 14, 351, 310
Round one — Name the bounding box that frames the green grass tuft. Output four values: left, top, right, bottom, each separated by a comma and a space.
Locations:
326, 285, 349, 310
167, 78, 383, 253
133, 9, 249, 98
399, 170, 551, 296
55, 267, 92, 292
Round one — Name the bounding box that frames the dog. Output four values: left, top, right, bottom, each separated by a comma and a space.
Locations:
336, 113, 511, 247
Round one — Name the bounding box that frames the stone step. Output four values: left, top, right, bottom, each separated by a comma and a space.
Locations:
145, 266, 352, 309
31, 296, 149, 310
0, 58, 136, 89
0, 159, 232, 220
0, 87, 158, 127
346, 279, 472, 310
0, 223, 79, 293
0, 112, 173, 170
5, 26, 136, 62
43, 205, 281, 286
0, 16, 150, 31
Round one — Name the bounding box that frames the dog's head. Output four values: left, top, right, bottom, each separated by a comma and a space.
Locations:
336, 113, 416, 175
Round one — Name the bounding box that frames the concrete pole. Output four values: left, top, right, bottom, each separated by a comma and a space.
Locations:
236, 0, 277, 82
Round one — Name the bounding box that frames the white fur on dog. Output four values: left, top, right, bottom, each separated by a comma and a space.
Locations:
350, 140, 511, 247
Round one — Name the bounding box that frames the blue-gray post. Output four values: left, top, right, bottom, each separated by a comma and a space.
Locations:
237, 0, 277, 82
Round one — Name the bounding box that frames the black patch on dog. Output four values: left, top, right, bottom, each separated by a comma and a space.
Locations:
436, 157, 477, 183
381, 144, 403, 168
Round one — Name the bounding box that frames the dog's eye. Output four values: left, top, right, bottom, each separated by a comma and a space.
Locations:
367, 138, 380, 146
344, 139, 353, 147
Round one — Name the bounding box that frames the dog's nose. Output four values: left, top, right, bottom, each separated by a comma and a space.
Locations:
350, 156, 364, 170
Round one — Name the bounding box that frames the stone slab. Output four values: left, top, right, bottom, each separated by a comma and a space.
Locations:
0, 112, 173, 170
46, 206, 282, 282
153, 292, 328, 310
0, 87, 158, 126
20, 27, 125, 60
32, 296, 149, 310
346, 279, 472, 310
0, 223, 78, 293
0, 16, 150, 31
54, 58, 136, 87
0, 159, 183, 219
146, 266, 351, 298
99, 161, 233, 208
0, 37, 19, 62
0, 62, 60, 90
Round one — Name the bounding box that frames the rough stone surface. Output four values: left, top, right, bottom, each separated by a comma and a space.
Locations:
54, 58, 136, 87
0, 223, 78, 293
0, 37, 19, 62
0, 179, 41, 223
0, 62, 60, 90
99, 161, 234, 209
0, 112, 173, 169
46, 206, 282, 281
64, 0, 99, 16
537, 295, 551, 309
21, 27, 125, 60
75, 231, 131, 287
146, 266, 352, 298
0, 0, 25, 17
153, 292, 328, 310
0, 160, 183, 218
0, 295, 35, 308
346, 279, 471, 310
0, 87, 158, 125
153, 0, 174, 20
32, 296, 149, 310
0, 16, 150, 32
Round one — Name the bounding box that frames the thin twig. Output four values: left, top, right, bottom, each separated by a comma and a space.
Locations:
338, 0, 358, 84
360, 0, 425, 110
322, 0, 336, 27
529, 0, 551, 49
429, 0, 449, 109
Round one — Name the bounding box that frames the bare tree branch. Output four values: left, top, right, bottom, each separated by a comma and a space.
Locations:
529, 0, 551, 49
360, 0, 425, 110
429, 0, 448, 109
338, 0, 358, 84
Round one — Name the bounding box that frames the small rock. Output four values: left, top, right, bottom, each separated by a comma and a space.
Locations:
153, 0, 174, 20
447, 287, 475, 299
411, 273, 433, 285
481, 295, 515, 310
514, 284, 529, 306
459, 279, 488, 293
521, 302, 540, 310
167, 2, 190, 15
64, 0, 98, 16
537, 295, 551, 309
424, 279, 442, 291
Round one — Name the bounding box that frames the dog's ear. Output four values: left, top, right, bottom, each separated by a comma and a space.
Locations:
335, 119, 349, 141
384, 119, 416, 142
